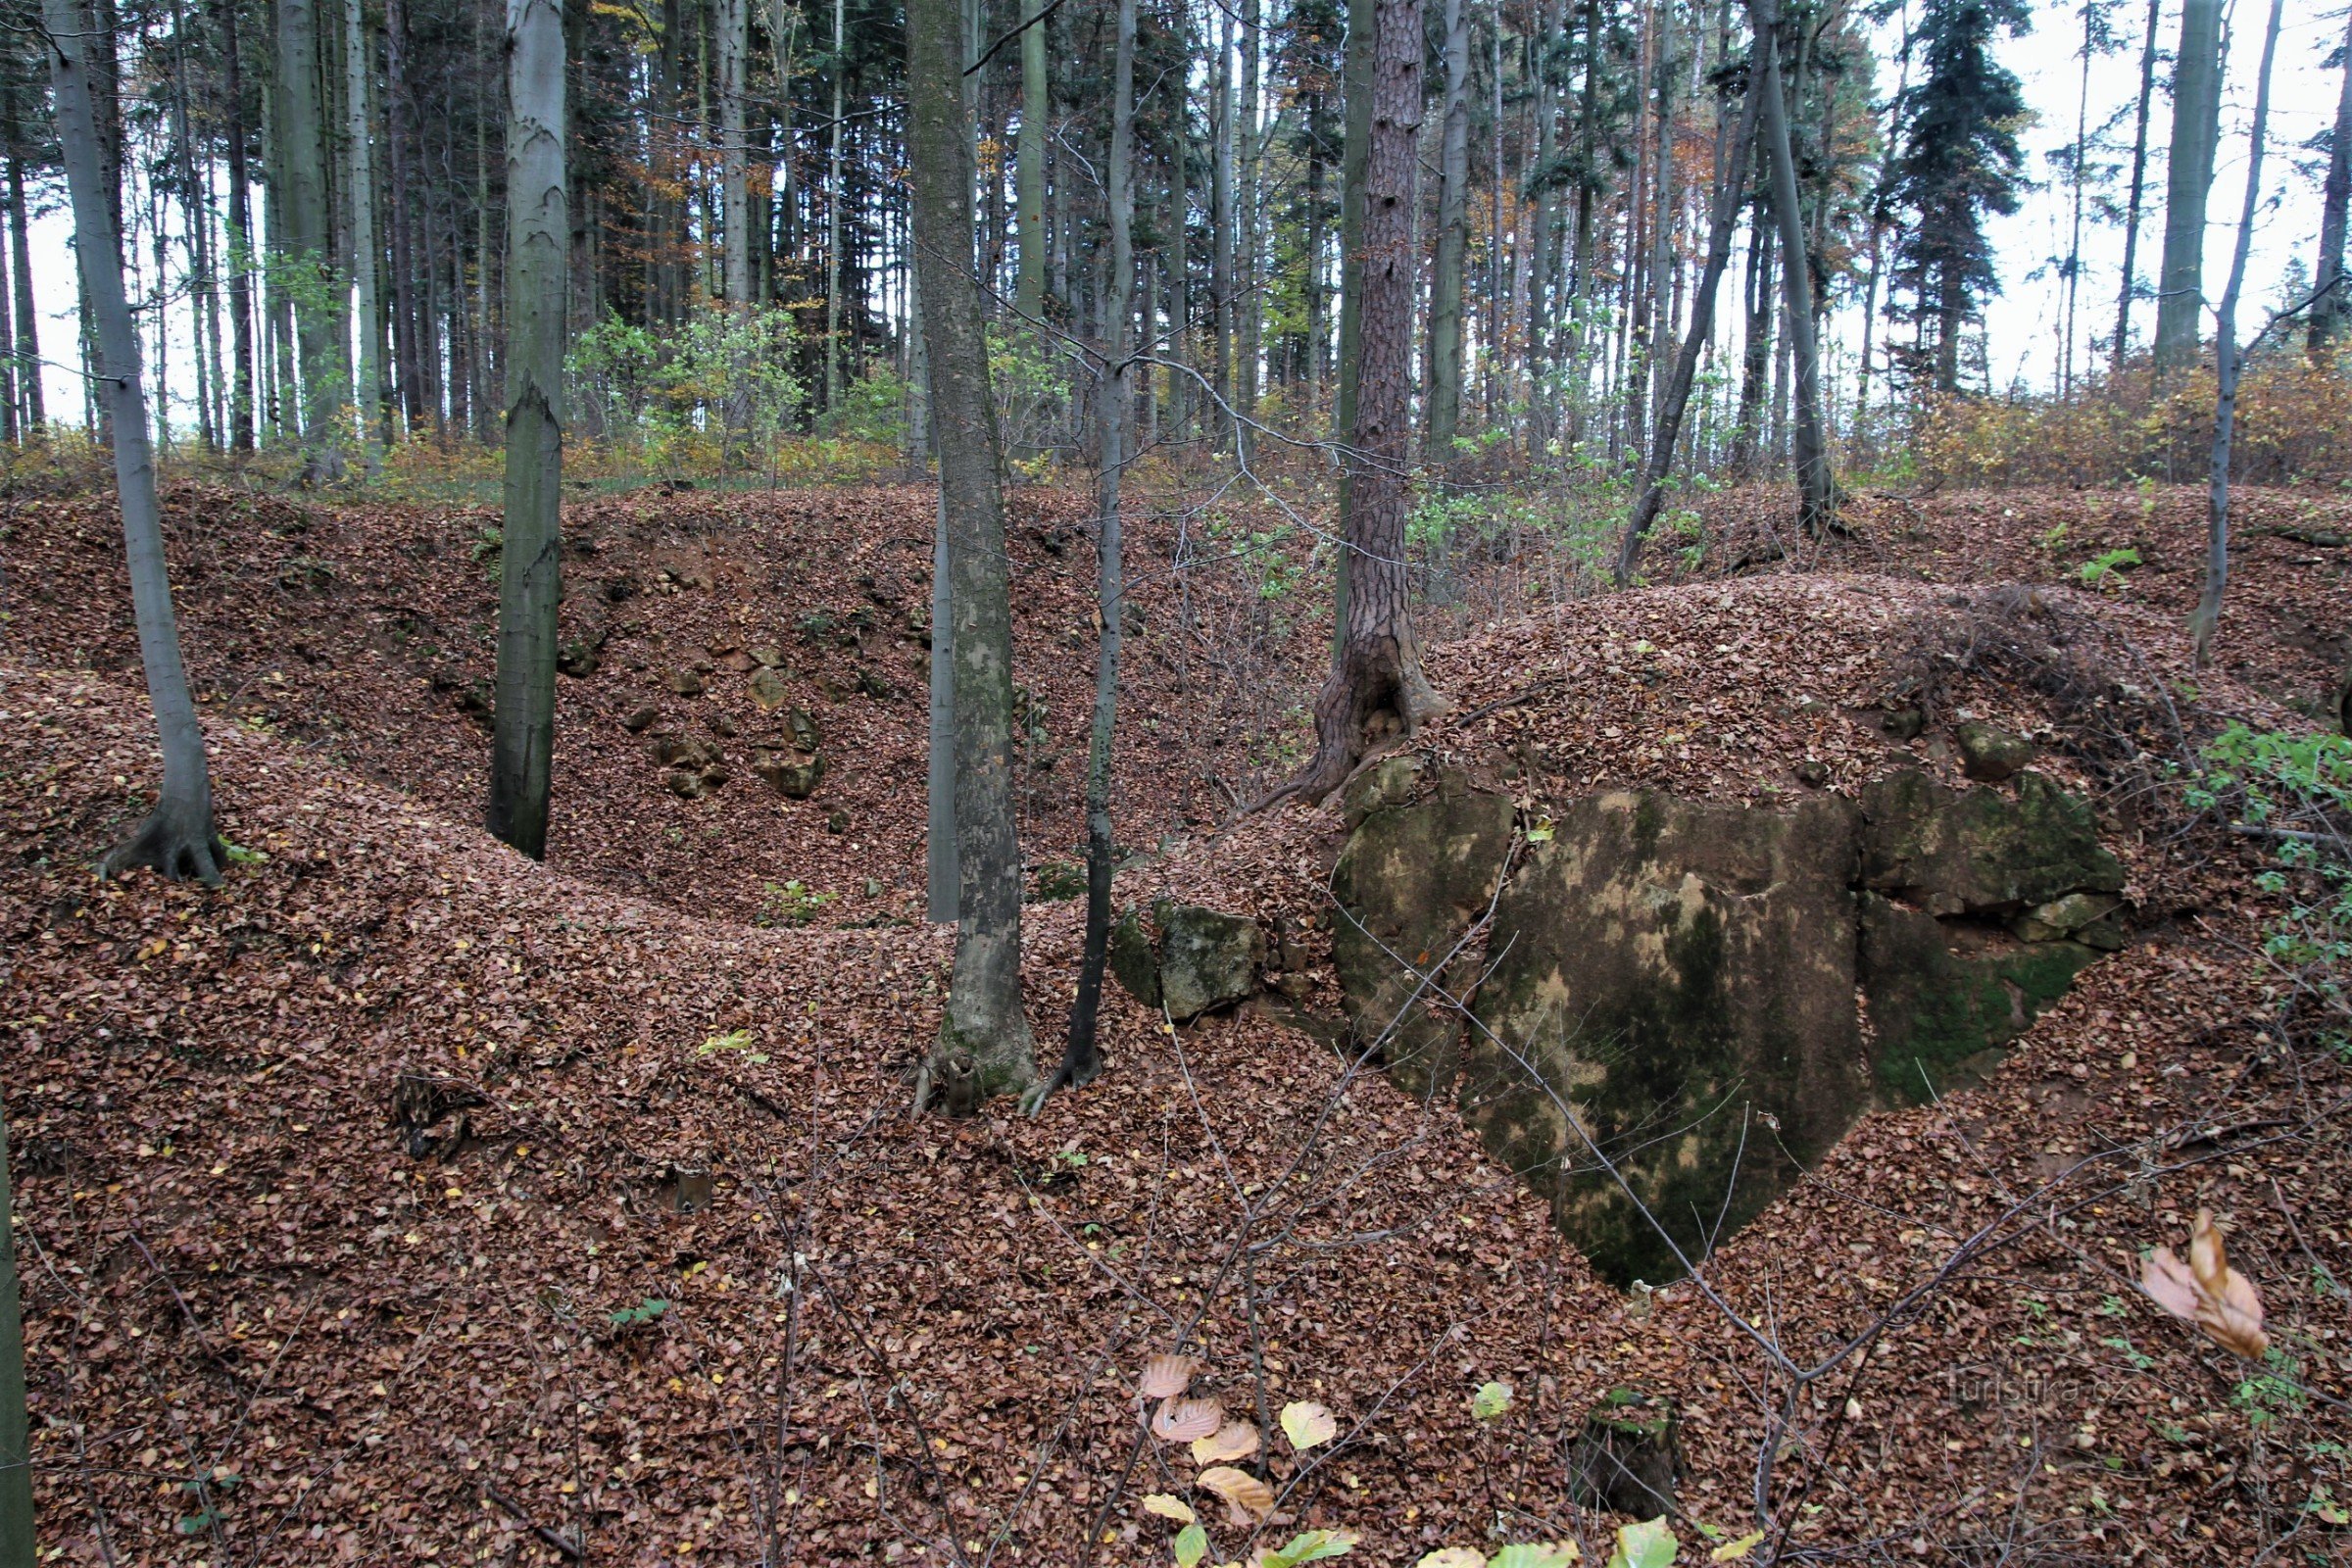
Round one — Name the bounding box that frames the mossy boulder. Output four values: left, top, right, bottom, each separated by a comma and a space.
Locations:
1955, 720, 2034, 781
1860, 895, 2103, 1103
1155, 903, 1264, 1021
1568, 1389, 1682, 1516
1466, 791, 1865, 1288
1860, 769, 2123, 915
1329, 776, 1514, 1096
1107, 907, 1161, 1010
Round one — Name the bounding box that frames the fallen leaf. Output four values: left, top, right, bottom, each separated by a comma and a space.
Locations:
1192, 1420, 1261, 1464
1279, 1400, 1337, 1451
1411, 1552, 1489, 1568
1174, 1521, 1209, 1568
1152, 1396, 1224, 1443
1489, 1546, 1580, 1567
1471, 1381, 1513, 1421
1607, 1517, 1676, 1568
1197, 1465, 1275, 1526
1709, 1531, 1767, 1562
2141, 1209, 2268, 1359
1142, 1494, 1197, 1525
1141, 1353, 1200, 1400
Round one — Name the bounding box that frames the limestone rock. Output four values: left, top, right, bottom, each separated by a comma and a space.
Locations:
1859, 769, 2123, 915
1329, 780, 1513, 1097
748, 666, 790, 711
755, 751, 824, 800
1468, 791, 1864, 1288
2011, 891, 2125, 948
1340, 753, 1424, 830
749, 646, 786, 668
1956, 719, 2034, 781
666, 667, 706, 698
788, 707, 821, 752
620, 704, 660, 732
1860, 894, 2101, 1102
557, 629, 608, 677
1568, 1390, 1682, 1516
1154, 903, 1264, 1021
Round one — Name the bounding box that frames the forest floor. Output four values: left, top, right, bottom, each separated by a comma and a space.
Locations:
1, 477, 2347, 1566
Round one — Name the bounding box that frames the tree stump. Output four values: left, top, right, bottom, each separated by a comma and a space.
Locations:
1569, 1389, 1682, 1516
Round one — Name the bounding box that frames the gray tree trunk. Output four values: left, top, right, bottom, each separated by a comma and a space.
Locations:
908, 0, 1037, 1109
1616, 66, 1760, 585
2154, 0, 2223, 378
1016, 0, 1048, 324
1, 1104, 32, 1566
345, 0, 381, 470
1036, 0, 1133, 1109
487, 0, 566, 858
2308, 6, 2352, 356
2113, 0, 2159, 363
1425, 0, 1472, 463
718, 0, 750, 306
275, 0, 344, 481
1330, 0, 1373, 648
49, 0, 225, 885
823, 0, 846, 414
2190, 0, 2282, 669
926, 490, 956, 920
1747, 0, 1832, 536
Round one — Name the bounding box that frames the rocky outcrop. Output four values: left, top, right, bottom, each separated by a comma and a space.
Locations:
1105, 901, 1264, 1021
1329, 765, 2129, 1287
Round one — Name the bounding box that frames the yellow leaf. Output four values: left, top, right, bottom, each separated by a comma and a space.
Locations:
2141, 1209, 2268, 1359
1709, 1532, 1767, 1562
1279, 1401, 1338, 1451
1413, 1551, 1488, 1568
1192, 1420, 1261, 1465
1197, 1466, 1275, 1527
1142, 1494, 1197, 1525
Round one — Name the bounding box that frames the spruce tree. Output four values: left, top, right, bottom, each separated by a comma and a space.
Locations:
1886, 0, 2029, 394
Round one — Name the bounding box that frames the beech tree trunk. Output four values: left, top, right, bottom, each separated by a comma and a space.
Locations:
1617, 66, 1760, 585
1286, 0, 1444, 807
718, 0, 749, 306
2308, 7, 2352, 357
1015, 0, 1048, 325
908, 0, 1037, 1109
2112, 0, 2158, 364
1747, 0, 1832, 536
1041, 0, 1133, 1108
487, 0, 566, 858
217, 0, 254, 449
276, 0, 344, 481
48, 0, 225, 885
2153, 0, 2222, 379
2190, 0, 2281, 669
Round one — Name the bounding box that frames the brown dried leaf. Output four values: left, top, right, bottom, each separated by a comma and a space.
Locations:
1190, 1419, 1260, 1464
2141, 1209, 2269, 1360
1139, 1353, 1200, 1400
1197, 1465, 1276, 1527
1151, 1396, 1224, 1444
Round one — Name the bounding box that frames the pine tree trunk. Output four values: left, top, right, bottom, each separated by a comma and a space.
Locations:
2153, 0, 2223, 379
1330, 0, 1373, 644
907, 0, 1038, 1109
2191, 0, 2281, 669
346, 0, 382, 469
1426, 0, 1472, 463
48, 0, 225, 884
1617, 67, 1759, 583
2308, 7, 2352, 357
1285, 0, 1445, 807
1747, 0, 1828, 530
2112, 0, 2158, 363
1046, 0, 1133, 1106
487, 0, 567, 858
1016, 0, 1049, 324
6, 123, 41, 433
384, 0, 425, 435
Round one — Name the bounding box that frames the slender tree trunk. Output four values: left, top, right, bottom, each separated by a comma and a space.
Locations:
1748, 0, 1832, 535
384, 0, 425, 435
216, 0, 255, 449
1426, 0, 1472, 462
1734, 186, 1773, 468
1237, 0, 1260, 451
1285, 0, 1445, 806
1210, 9, 1234, 449
487, 0, 567, 858
48, 0, 225, 884
1044, 0, 1133, 1107
0, 226, 15, 445
1016, 0, 1048, 324
907, 0, 1037, 1109
0, 1095, 27, 1566
2060, 0, 2092, 399
1617, 67, 1760, 584
823, 0, 846, 415
2191, 0, 2281, 669
2113, 0, 2159, 364
718, 0, 749, 305
2154, 0, 2223, 379
346, 0, 382, 470
6, 127, 41, 433
2308, 6, 2352, 357
276, 0, 344, 479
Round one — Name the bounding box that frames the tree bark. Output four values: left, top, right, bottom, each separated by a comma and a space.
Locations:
1038, 0, 1133, 1109
1015, 0, 1049, 325
1747, 0, 1832, 536
2308, 6, 2352, 357
5, 116, 41, 434
487, 0, 567, 858
346, 0, 383, 469
1284, 0, 1444, 807
2190, 0, 2281, 669
823, 0, 846, 414
2153, 0, 2223, 379
717, 0, 750, 306
48, 0, 225, 884
907, 0, 1037, 1108
1330, 0, 1373, 646
275, 0, 344, 480
2112, 0, 2158, 364
216, 0, 255, 449
1426, 0, 1472, 463
1617, 63, 1759, 584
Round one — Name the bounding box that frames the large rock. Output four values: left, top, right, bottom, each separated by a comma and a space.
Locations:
1156, 903, 1265, 1021
1859, 895, 2102, 1102
1467, 791, 1865, 1288
1329, 770, 1514, 1097
1860, 769, 2124, 915
1107, 907, 1161, 1010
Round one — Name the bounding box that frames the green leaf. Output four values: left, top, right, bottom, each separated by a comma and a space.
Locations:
1607, 1517, 1677, 1568
1172, 1522, 1208, 1568
1488, 1545, 1580, 1567
1263, 1530, 1358, 1566
1471, 1380, 1514, 1421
